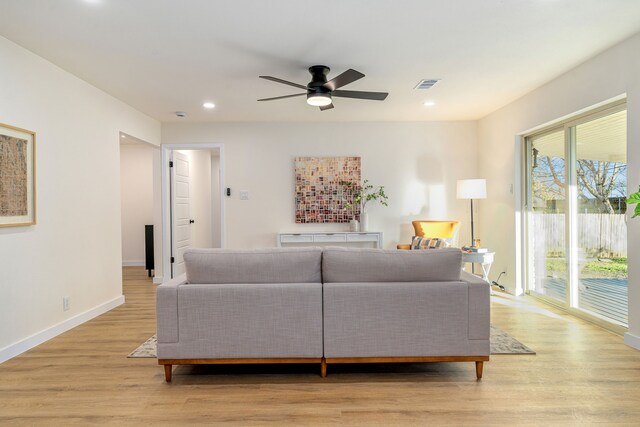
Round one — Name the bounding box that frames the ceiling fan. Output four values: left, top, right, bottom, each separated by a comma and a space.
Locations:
258, 65, 388, 111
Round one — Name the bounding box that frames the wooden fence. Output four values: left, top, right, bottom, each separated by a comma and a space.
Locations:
531, 213, 627, 257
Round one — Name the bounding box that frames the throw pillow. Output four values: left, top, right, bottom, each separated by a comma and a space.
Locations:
411, 236, 452, 250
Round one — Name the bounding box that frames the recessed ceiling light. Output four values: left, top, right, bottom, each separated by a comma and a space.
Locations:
423, 101, 436, 107
203, 102, 215, 109
121, 134, 125, 138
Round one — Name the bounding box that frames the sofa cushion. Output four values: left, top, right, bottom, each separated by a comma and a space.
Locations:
411, 236, 452, 249
322, 247, 462, 283
184, 247, 322, 284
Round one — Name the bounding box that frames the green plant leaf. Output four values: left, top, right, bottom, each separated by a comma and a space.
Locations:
627, 192, 640, 204
634, 204, 640, 218
353, 179, 389, 211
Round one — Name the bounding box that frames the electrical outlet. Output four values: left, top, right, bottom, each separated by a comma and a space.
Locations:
63, 296, 70, 311
239, 191, 249, 200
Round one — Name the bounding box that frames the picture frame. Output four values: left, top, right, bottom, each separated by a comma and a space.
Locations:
0, 123, 36, 227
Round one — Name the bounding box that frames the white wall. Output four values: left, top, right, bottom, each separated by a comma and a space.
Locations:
120, 143, 155, 265
477, 32, 640, 348
162, 121, 479, 250
175, 150, 212, 249
0, 36, 160, 361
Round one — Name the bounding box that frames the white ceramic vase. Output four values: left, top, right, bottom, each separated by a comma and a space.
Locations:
360, 212, 369, 232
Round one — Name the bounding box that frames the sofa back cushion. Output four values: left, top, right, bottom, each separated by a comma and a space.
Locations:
184, 247, 322, 284
322, 247, 462, 283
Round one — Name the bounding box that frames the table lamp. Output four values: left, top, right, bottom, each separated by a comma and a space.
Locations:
456, 179, 487, 247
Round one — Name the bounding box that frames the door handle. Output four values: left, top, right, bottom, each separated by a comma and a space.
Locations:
189, 219, 195, 224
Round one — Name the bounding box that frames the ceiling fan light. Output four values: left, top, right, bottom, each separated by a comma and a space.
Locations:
307, 92, 332, 107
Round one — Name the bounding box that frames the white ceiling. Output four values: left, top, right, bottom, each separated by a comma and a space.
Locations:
1, 0, 640, 122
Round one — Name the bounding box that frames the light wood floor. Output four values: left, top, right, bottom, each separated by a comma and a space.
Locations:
1, 267, 640, 425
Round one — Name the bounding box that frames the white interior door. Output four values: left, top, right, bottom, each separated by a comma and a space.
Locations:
171, 151, 192, 277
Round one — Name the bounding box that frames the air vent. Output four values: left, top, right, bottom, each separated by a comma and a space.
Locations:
414, 79, 440, 90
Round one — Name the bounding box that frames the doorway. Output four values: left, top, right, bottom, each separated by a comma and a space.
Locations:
161, 144, 225, 279
119, 133, 160, 281
524, 103, 628, 327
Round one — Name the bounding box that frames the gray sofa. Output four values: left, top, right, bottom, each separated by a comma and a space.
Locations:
156, 247, 490, 382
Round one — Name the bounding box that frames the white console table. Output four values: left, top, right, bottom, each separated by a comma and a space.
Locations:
277, 232, 383, 248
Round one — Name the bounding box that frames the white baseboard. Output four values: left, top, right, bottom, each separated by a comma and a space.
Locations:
0, 295, 125, 364
152, 276, 164, 285
122, 260, 145, 267
624, 332, 640, 350
500, 284, 521, 296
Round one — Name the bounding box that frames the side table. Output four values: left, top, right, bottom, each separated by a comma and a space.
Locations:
461, 251, 495, 283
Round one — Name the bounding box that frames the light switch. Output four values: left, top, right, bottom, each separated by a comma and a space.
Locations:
239, 191, 249, 200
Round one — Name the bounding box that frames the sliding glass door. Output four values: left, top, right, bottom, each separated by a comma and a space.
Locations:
527, 128, 567, 303
525, 105, 628, 326
574, 110, 628, 324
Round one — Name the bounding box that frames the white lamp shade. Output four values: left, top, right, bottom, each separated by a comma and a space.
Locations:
457, 179, 487, 199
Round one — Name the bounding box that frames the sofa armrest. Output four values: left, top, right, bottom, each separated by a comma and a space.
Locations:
460, 271, 490, 340
156, 273, 187, 344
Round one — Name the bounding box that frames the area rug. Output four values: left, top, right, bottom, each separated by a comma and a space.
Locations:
128, 325, 534, 358
128, 335, 157, 358
489, 325, 535, 354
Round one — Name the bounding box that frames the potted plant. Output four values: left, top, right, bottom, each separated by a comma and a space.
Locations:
343, 179, 389, 231
627, 186, 640, 217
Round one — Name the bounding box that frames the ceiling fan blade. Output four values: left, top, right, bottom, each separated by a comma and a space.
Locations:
257, 93, 306, 102
324, 69, 365, 91
332, 90, 388, 101
259, 75, 308, 90
319, 103, 334, 111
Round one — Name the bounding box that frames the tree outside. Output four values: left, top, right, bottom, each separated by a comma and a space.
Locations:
532, 150, 627, 279
532, 149, 627, 215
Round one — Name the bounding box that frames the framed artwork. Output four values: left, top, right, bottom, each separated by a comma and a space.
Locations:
295, 156, 361, 223
0, 123, 36, 227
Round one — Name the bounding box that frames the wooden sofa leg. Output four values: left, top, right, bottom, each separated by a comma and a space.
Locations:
475, 361, 483, 380
164, 364, 173, 382
320, 358, 327, 378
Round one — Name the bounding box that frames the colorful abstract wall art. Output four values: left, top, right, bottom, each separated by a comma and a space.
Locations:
294, 156, 361, 223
